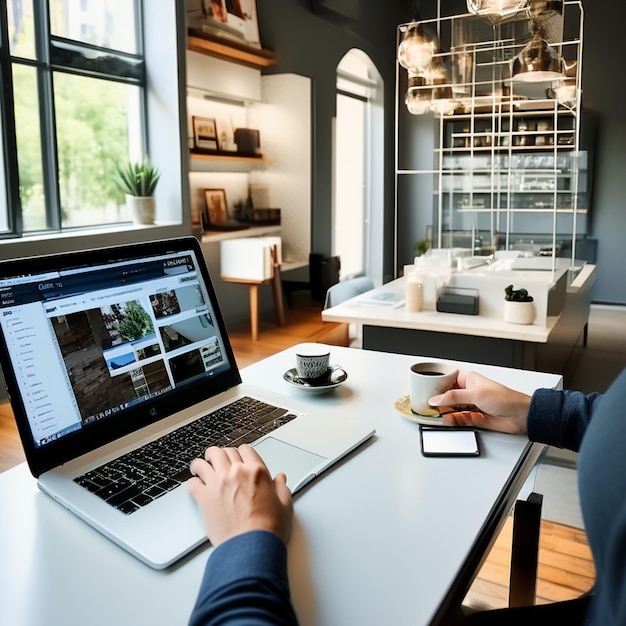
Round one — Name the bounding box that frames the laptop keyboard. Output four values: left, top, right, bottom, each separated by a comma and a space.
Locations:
74, 396, 297, 515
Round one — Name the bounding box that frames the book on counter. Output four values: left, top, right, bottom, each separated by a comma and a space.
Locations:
357, 291, 405, 308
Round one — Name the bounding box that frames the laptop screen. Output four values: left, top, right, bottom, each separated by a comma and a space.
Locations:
0, 237, 241, 476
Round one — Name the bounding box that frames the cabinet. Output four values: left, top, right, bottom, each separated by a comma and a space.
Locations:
395, 1, 589, 268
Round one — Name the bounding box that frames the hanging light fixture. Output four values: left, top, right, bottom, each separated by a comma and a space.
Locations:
466, 0, 529, 23
405, 74, 433, 115
398, 21, 436, 75
511, 20, 562, 82
528, 0, 563, 21
428, 58, 457, 116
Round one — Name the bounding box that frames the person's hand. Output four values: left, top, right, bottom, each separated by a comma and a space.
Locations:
428, 370, 531, 434
188, 444, 293, 547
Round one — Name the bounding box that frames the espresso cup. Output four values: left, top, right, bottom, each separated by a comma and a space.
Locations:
295, 343, 331, 380
409, 362, 459, 416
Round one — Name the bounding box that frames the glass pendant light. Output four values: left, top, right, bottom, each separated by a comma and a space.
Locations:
429, 58, 457, 116
528, 0, 563, 21
466, 0, 529, 23
398, 21, 436, 74
405, 74, 432, 115
511, 21, 562, 82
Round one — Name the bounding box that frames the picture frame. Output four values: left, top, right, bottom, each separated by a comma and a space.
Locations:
204, 189, 229, 225
192, 116, 218, 151
195, 0, 261, 48
215, 117, 237, 152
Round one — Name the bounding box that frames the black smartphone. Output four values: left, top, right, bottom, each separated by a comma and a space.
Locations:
419, 426, 480, 457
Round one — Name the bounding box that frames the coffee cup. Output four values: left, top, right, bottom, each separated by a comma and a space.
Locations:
295, 343, 331, 380
409, 362, 459, 416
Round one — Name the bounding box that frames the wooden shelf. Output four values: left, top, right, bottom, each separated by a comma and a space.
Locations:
187, 29, 277, 69
201, 224, 280, 243
190, 151, 269, 165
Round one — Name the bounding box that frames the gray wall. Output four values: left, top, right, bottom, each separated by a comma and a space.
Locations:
578, 1, 626, 303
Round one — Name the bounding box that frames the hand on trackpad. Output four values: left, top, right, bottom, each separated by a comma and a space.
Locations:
253, 437, 327, 493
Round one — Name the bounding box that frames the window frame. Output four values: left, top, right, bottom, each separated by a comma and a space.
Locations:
0, 4, 21, 235
1, 0, 151, 238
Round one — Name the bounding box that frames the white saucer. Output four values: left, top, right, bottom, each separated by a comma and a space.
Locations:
283, 364, 348, 393
394, 395, 454, 425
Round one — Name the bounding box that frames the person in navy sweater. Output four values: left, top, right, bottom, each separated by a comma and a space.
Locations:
187, 444, 298, 626
187, 369, 626, 625
431, 369, 624, 625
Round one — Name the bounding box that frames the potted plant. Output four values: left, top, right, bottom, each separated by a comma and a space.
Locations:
503, 284, 535, 324
414, 238, 430, 257
115, 156, 160, 225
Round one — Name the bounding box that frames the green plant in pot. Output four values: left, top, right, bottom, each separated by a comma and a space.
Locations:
115, 156, 160, 225
503, 284, 535, 325
414, 238, 430, 257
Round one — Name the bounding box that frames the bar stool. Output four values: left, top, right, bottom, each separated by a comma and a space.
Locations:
220, 237, 285, 341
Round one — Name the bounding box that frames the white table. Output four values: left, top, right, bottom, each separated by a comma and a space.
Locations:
0, 346, 561, 626
322, 269, 594, 374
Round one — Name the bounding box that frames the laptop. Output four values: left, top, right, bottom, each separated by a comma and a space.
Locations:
0, 236, 374, 569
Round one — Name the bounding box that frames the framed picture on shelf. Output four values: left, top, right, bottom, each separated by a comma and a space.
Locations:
215, 117, 237, 152
192, 116, 218, 151
203, 189, 249, 231
240, 0, 261, 47
204, 189, 228, 224
194, 0, 261, 48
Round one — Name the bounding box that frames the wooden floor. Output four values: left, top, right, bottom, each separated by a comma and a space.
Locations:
0, 292, 598, 610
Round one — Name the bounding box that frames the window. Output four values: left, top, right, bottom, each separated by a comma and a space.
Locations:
333, 49, 384, 282
1, 0, 146, 237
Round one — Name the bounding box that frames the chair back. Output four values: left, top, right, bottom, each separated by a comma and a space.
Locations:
324, 276, 374, 308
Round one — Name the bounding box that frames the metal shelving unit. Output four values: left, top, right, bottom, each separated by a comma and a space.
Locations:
395, 1, 587, 272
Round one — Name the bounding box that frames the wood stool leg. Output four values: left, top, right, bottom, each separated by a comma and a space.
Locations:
271, 271, 286, 327
249, 284, 260, 341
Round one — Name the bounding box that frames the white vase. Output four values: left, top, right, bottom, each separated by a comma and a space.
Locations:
126, 195, 155, 225
503, 300, 535, 325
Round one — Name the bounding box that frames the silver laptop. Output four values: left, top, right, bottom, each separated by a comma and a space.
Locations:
0, 236, 374, 569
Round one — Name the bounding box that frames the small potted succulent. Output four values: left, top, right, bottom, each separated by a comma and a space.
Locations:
114, 156, 160, 225
503, 284, 535, 325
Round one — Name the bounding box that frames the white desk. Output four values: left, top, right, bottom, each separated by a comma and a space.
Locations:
0, 347, 561, 626
322, 268, 594, 374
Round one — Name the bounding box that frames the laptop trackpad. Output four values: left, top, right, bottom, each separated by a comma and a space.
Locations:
253, 437, 326, 493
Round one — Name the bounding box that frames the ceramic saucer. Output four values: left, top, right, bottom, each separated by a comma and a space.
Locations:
394, 394, 454, 425
283, 364, 347, 393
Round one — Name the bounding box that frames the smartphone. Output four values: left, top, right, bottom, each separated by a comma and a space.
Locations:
419, 426, 480, 457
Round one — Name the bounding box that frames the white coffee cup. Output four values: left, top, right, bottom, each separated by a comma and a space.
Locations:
409, 362, 459, 416
295, 343, 331, 380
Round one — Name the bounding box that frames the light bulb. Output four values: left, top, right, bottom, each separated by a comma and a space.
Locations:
466, 0, 529, 23
405, 75, 432, 115
398, 22, 435, 73
511, 29, 562, 82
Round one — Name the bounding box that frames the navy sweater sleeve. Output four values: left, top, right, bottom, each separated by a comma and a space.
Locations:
527, 387, 602, 452
188, 530, 299, 626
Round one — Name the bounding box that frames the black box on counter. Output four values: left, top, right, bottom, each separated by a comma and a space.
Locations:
436, 287, 479, 315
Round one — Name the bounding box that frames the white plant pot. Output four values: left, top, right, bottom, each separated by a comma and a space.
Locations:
126, 195, 155, 225
503, 300, 535, 325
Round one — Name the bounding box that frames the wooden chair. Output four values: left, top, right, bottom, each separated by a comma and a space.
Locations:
220, 238, 285, 341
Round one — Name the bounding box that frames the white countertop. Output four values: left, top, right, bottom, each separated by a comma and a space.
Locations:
322, 277, 556, 343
